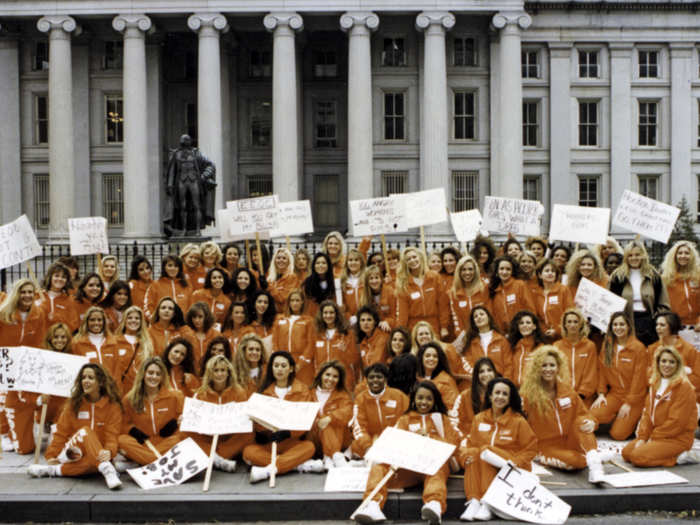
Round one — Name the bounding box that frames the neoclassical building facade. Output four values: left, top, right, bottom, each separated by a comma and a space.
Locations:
0, 1, 699, 240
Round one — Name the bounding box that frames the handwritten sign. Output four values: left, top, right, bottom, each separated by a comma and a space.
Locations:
0, 215, 42, 271
574, 277, 628, 332
612, 190, 680, 243
270, 200, 314, 238
349, 197, 408, 237
482, 463, 571, 524
548, 205, 610, 245
219, 195, 280, 241
601, 470, 687, 488
365, 426, 456, 476
1, 346, 87, 397
483, 197, 544, 237
450, 209, 486, 243
324, 467, 370, 492
392, 189, 448, 228
245, 393, 319, 431
180, 397, 253, 435
0, 347, 13, 389
127, 438, 209, 490
68, 217, 109, 256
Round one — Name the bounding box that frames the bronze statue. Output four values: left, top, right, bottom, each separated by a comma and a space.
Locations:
163, 134, 216, 237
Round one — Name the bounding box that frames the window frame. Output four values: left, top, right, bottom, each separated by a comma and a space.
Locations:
34, 93, 48, 145
381, 36, 407, 67
638, 100, 659, 147
381, 170, 408, 197
453, 90, 476, 141
451, 170, 479, 212
247, 174, 273, 198
104, 93, 124, 144
578, 175, 600, 207
102, 173, 124, 227
578, 49, 600, 79
314, 99, 338, 149
638, 175, 660, 200
32, 41, 49, 71
103, 40, 124, 70
523, 175, 541, 202
578, 100, 599, 147
638, 49, 660, 79
249, 99, 272, 149
33, 173, 50, 229
522, 100, 539, 147
383, 91, 406, 142
521, 49, 540, 79
452, 36, 478, 67
249, 48, 272, 79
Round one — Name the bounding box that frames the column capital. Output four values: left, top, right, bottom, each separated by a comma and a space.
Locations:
491, 11, 532, 31
340, 12, 379, 33
37, 15, 81, 35
188, 13, 229, 34
112, 14, 153, 34
415, 11, 455, 33
264, 12, 303, 33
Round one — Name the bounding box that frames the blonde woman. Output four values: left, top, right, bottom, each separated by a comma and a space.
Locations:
339, 247, 367, 324
565, 249, 608, 296
98, 255, 120, 292
359, 264, 396, 331
113, 305, 155, 394
553, 308, 598, 403
448, 255, 490, 343
200, 241, 222, 274
410, 320, 470, 386
232, 333, 268, 397
267, 247, 300, 314
661, 240, 700, 329
72, 306, 122, 391
322, 231, 371, 279
180, 243, 206, 290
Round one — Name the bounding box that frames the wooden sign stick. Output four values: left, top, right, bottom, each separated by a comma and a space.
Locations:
285, 235, 292, 253
255, 233, 265, 278
202, 434, 219, 492
420, 226, 427, 259
145, 439, 162, 459
380, 234, 389, 271
245, 240, 252, 270
610, 459, 634, 473
33, 403, 48, 464
350, 466, 397, 520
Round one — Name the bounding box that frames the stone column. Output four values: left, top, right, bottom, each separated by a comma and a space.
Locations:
37, 16, 80, 238
188, 13, 229, 215
264, 12, 303, 202
0, 38, 22, 223
548, 43, 572, 205
670, 43, 693, 204
491, 12, 531, 199
609, 43, 633, 226
113, 14, 152, 238
340, 12, 378, 200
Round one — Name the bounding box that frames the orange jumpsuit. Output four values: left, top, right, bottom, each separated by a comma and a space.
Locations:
103, 307, 126, 334
532, 283, 574, 339
553, 337, 598, 401
143, 277, 191, 321
45, 396, 122, 476
118, 389, 185, 464
112, 335, 146, 395
396, 271, 449, 336
622, 377, 697, 467
223, 325, 255, 354
359, 329, 389, 369
147, 323, 184, 356
523, 381, 597, 470
465, 332, 513, 380
363, 411, 458, 512
271, 315, 315, 385
183, 266, 207, 291
666, 277, 700, 327
449, 388, 482, 440
422, 371, 459, 411
68, 297, 99, 326
167, 365, 200, 398
242, 380, 316, 473
180, 326, 221, 373
364, 285, 397, 329
189, 289, 231, 326
351, 386, 409, 457
489, 278, 536, 334
456, 407, 537, 500
512, 337, 541, 388
647, 338, 700, 402
591, 336, 648, 440
312, 330, 360, 390
308, 387, 353, 457
267, 274, 300, 314
72, 336, 122, 391
448, 288, 491, 337
35, 292, 80, 333
340, 279, 362, 321
128, 279, 151, 316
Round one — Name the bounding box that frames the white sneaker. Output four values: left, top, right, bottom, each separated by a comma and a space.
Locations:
597, 449, 616, 463
323, 456, 335, 471
586, 450, 605, 483
474, 501, 492, 521
677, 449, 700, 464
296, 459, 325, 473
348, 459, 367, 468
249, 464, 276, 483
98, 461, 122, 490
113, 458, 139, 473
27, 464, 59, 478
332, 451, 348, 468
421, 500, 442, 524
1, 435, 15, 452
460, 499, 480, 521
213, 454, 237, 473
354, 500, 386, 524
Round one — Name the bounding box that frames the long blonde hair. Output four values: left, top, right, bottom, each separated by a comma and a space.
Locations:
360, 265, 383, 308
232, 333, 268, 389
611, 240, 656, 280
649, 345, 686, 389
0, 278, 35, 323
661, 240, 700, 285
410, 321, 448, 354
126, 356, 172, 412
197, 354, 237, 394
322, 231, 346, 266
341, 248, 367, 289
565, 249, 605, 289
451, 255, 484, 296
75, 306, 112, 338
396, 247, 426, 294
267, 247, 294, 282
98, 254, 119, 285
519, 345, 571, 416
116, 305, 154, 362
560, 308, 590, 340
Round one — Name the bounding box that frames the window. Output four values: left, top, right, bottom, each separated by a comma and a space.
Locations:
578, 101, 598, 146
102, 173, 124, 226
523, 176, 540, 201
103, 41, 123, 70
104, 95, 124, 143
638, 176, 659, 199
452, 171, 478, 211
314, 174, 340, 228
32, 41, 48, 71
522, 101, 538, 147
185, 102, 197, 144
639, 101, 658, 146
578, 50, 599, 78
250, 49, 272, 78
314, 101, 337, 148
383, 92, 405, 140
34, 95, 48, 145
382, 38, 406, 67
381, 170, 407, 196
521, 50, 539, 78
313, 50, 337, 78
578, 176, 599, 207
33, 174, 49, 229
247, 175, 273, 197
453, 37, 477, 67
250, 100, 271, 147
639, 50, 659, 78
454, 92, 475, 140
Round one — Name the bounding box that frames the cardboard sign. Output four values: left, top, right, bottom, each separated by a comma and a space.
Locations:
324, 467, 371, 492
127, 437, 209, 490
180, 397, 253, 436
612, 190, 680, 243
392, 189, 448, 228
483, 197, 544, 237
574, 277, 628, 332
0, 215, 42, 271
245, 393, 319, 432
219, 195, 280, 241
0, 347, 13, 389
602, 470, 688, 488
349, 196, 408, 237
1, 346, 87, 397
482, 463, 571, 524
68, 217, 109, 256
450, 209, 486, 243
270, 200, 314, 237
548, 205, 610, 245
364, 426, 456, 476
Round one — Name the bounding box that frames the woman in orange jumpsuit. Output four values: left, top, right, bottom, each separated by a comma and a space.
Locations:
302, 253, 337, 318
71, 307, 122, 391
39, 323, 73, 431
411, 321, 470, 386
507, 310, 547, 387
189, 268, 231, 327
222, 302, 254, 351
266, 247, 300, 314
232, 333, 268, 397
180, 243, 206, 291
339, 248, 367, 324
36, 262, 80, 333
127, 255, 153, 315
312, 300, 360, 390
70, 273, 106, 325
359, 265, 396, 331
488, 256, 536, 334
416, 342, 459, 411
449, 357, 499, 440
249, 290, 277, 342
144, 256, 191, 321
356, 306, 390, 369
148, 297, 186, 356
271, 290, 315, 385
660, 240, 700, 329
181, 302, 221, 372
448, 255, 491, 344
162, 338, 200, 397
553, 308, 599, 404
113, 305, 154, 395
565, 249, 609, 296
463, 305, 513, 381
99, 280, 132, 333
532, 259, 574, 340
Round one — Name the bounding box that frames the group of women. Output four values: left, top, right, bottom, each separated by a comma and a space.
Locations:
1, 232, 699, 524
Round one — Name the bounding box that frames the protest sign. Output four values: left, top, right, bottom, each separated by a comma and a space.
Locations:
127, 437, 209, 490
392, 189, 447, 228
483, 197, 544, 237
450, 209, 486, 243
219, 195, 279, 241
364, 426, 456, 476
0, 215, 42, 271
0, 347, 13, 389
548, 205, 610, 245
270, 200, 314, 237
482, 463, 571, 524
574, 277, 627, 332
180, 397, 253, 435
68, 217, 109, 256
324, 467, 371, 492
245, 393, 319, 431
612, 190, 680, 243
349, 196, 408, 237
602, 470, 687, 488
679, 328, 700, 352
2, 346, 87, 397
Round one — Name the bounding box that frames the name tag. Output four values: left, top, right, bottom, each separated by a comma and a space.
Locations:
491, 346, 501, 353
198, 278, 205, 284
580, 353, 588, 358
621, 357, 632, 362
558, 397, 571, 408
316, 341, 324, 348
278, 319, 287, 324
216, 304, 224, 310
409, 423, 421, 432
78, 411, 89, 420
346, 289, 354, 295
548, 296, 559, 305
506, 294, 516, 304
86, 351, 97, 359
118, 349, 127, 356
56, 304, 66, 310
381, 305, 389, 311
385, 400, 397, 408
478, 423, 491, 432
157, 407, 169, 412
96, 422, 104, 426
500, 435, 513, 441
425, 288, 434, 293
459, 301, 467, 308
410, 291, 421, 300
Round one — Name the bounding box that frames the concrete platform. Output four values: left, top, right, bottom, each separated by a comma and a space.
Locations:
2, 448, 700, 523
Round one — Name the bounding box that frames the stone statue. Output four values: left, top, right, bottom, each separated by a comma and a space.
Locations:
163, 134, 216, 237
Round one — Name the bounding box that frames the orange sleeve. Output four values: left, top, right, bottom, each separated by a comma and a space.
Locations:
636, 391, 653, 441
650, 381, 697, 441
328, 392, 353, 427
577, 341, 599, 399
103, 402, 123, 457
625, 343, 649, 406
